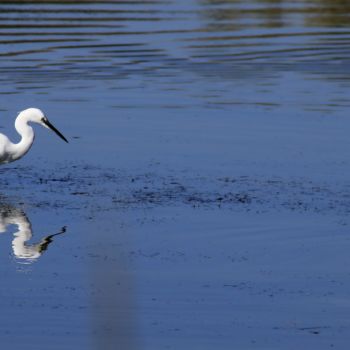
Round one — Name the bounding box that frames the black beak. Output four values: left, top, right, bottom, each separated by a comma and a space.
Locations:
43, 119, 68, 143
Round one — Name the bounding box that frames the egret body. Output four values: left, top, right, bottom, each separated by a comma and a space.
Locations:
0, 108, 68, 164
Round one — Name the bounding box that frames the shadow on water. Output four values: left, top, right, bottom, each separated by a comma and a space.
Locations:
0, 203, 66, 263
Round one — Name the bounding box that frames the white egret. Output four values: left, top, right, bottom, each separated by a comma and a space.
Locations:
0, 107, 68, 164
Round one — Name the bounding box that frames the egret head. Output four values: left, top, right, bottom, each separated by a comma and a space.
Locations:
20, 108, 68, 143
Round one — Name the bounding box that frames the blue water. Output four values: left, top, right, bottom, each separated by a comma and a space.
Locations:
1, 1, 350, 349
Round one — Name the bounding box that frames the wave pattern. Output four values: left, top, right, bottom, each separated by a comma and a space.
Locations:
0, 0, 350, 89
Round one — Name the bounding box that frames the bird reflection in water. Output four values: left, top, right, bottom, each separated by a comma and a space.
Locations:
0, 204, 66, 263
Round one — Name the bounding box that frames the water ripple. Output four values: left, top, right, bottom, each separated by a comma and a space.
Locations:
0, 1, 349, 90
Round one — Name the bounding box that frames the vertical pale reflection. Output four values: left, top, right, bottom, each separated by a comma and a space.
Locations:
89, 220, 137, 350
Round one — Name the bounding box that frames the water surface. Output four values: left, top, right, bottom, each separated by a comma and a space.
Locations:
1, 1, 350, 349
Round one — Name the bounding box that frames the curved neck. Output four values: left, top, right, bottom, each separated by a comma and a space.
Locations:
12, 117, 35, 161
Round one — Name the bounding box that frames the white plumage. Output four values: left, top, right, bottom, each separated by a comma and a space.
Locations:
0, 108, 68, 164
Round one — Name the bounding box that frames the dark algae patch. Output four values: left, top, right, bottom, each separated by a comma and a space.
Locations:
1, 163, 350, 223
